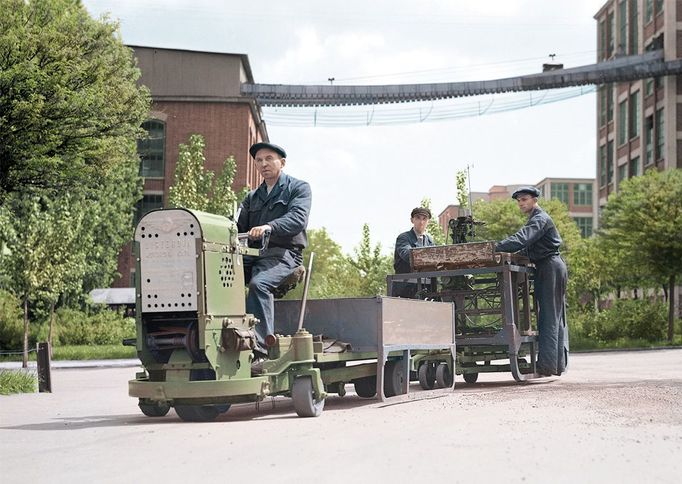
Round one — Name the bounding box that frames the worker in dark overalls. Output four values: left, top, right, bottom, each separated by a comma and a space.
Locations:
392, 207, 435, 298
495, 187, 568, 376
238, 142, 312, 362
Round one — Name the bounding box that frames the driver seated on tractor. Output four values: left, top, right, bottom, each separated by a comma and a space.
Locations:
392, 207, 435, 298
237, 142, 312, 361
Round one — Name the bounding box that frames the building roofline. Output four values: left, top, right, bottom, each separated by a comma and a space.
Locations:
127, 44, 255, 83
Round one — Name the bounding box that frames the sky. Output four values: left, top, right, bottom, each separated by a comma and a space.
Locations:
83, 0, 606, 254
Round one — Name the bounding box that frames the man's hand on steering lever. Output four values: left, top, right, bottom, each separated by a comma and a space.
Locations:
248, 224, 272, 239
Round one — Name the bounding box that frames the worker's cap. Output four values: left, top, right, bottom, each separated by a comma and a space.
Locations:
511, 186, 540, 199
411, 207, 432, 219
249, 142, 287, 159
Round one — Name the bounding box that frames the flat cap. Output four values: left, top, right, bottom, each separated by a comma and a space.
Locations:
411, 207, 432, 219
511, 186, 541, 199
249, 142, 287, 159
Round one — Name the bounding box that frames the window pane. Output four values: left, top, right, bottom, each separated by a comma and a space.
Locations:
607, 141, 614, 184
138, 120, 166, 178
551, 182, 569, 205
134, 194, 164, 225
599, 145, 607, 187
629, 157, 639, 177
629, 0, 638, 54
655, 108, 664, 160
618, 100, 627, 144
645, 0, 653, 22
574, 183, 593, 205
629, 91, 640, 139
607, 84, 613, 122
574, 217, 593, 238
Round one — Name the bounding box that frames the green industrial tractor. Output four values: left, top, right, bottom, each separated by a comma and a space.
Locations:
128, 208, 325, 421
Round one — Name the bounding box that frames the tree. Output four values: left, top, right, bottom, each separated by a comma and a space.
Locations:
168, 134, 244, 218
347, 224, 393, 296
420, 197, 446, 245
600, 169, 682, 342
456, 169, 469, 209
0, 0, 150, 202
472, 198, 581, 255
284, 228, 359, 300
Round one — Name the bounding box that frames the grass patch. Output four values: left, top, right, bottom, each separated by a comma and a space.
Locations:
0, 344, 136, 362
0, 370, 37, 395
572, 334, 682, 351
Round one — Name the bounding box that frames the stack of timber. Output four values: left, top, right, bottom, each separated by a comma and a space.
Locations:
410, 241, 529, 271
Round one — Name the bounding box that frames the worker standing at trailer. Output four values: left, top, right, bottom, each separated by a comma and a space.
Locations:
495, 187, 568, 377
238, 142, 312, 360
392, 207, 435, 298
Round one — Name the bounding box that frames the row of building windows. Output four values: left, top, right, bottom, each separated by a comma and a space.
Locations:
599, 0, 664, 60
574, 217, 593, 238
599, 107, 664, 188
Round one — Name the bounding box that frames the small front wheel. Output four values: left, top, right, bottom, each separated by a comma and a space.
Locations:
292, 376, 325, 417
463, 372, 479, 384
353, 376, 377, 398
436, 363, 454, 388
418, 362, 436, 390
384, 360, 406, 397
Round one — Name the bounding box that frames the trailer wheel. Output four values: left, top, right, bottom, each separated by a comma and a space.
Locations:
418, 362, 436, 390
175, 404, 222, 422
436, 363, 453, 388
384, 360, 406, 397
463, 372, 479, 384
138, 399, 170, 417
292, 376, 325, 417
353, 376, 377, 398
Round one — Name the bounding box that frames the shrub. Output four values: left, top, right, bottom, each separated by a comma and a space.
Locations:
40, 307, 135, 346
583, 299, 667, 343
0, 290, 23, 350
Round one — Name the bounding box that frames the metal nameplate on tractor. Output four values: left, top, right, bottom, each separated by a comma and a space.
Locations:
135, 210, 200, 313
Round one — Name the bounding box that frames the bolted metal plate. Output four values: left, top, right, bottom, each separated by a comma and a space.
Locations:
135, 210, 201, 313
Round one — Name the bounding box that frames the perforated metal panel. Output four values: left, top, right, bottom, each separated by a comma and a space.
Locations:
135, 210, 201, 313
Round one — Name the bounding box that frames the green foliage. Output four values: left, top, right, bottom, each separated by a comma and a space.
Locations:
0, 289, 22, 349
34, 307, 135, 346
168, 134, 243, 218
420, 197, 446, 245
600, 168, 682, 340
0, 370, 37, 395
473, 198, 526, 241
347, 224, 393, 296
284, 228, 356, 299
456, 170, 469, 208
472, 198, 581, 255
0, 0, 150, 201
578, 300, 668, 343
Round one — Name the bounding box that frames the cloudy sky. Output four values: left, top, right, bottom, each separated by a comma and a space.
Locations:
84, 0, 605, 253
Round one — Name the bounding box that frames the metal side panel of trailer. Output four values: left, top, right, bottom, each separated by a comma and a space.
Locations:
274, 296, 456, 400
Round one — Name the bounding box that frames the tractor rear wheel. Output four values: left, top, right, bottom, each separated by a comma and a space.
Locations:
138, 399, 170, 417
174, 404, 223, 422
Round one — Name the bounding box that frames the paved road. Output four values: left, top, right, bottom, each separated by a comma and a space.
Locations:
1, 350, 681, 483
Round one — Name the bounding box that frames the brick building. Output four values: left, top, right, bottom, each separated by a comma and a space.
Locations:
438, 178, 596, 240
593, 0, 681, 211
113, 46, 268, 287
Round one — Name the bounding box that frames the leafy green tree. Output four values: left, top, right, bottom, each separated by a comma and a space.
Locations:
600, 169, 682, 342
0, 0, 150, 202
456, 170, 469, 209
348, 224, 393, 296
168, 134, 244, 218
420, 197, 446, 245
284, 228, 359, 300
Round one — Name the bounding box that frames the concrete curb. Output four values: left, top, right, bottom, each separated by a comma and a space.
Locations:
0, 359, 141, 370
